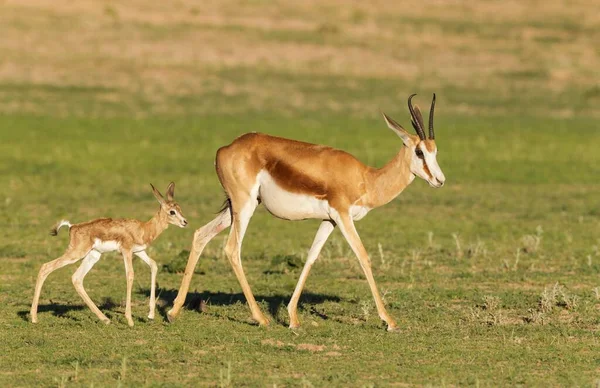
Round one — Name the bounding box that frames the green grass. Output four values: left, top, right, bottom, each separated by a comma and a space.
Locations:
2, 1, 600, 386
1, 109, 600, 386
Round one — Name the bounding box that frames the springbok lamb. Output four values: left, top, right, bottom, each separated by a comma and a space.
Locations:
30, 182, 188, 326
168, 94, 445, 331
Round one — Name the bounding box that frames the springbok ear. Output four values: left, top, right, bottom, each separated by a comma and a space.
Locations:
166, 182, 175, 201
382, 112, 414, 146
150, 183, 165, 205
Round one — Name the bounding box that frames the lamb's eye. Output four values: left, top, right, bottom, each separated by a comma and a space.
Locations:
415, 149, 424, 158
169, 210, 176, 216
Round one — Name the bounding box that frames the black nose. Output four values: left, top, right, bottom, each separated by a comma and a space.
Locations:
183, 220, 188, 225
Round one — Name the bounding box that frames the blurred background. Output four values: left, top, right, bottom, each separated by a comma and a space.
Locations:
1, 0, 598, 118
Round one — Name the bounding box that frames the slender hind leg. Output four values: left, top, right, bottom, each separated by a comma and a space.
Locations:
167, 210, 232, 322
287, 220, 336, 329
225, 195, 269, 325
135, 250, 159, 320
30, 245, 88, 323
72, 250, 110, 324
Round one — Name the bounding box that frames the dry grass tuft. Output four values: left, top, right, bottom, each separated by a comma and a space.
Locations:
469, 295, 506, 326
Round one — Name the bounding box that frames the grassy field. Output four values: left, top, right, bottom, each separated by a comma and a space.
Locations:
1, 0, 600, 386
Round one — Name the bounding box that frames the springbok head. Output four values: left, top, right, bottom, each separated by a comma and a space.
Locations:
382, 94, 446, 188
151, 182, 188, 227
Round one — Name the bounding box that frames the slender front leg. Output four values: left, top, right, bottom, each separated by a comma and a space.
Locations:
72, 250, 110, 324
288, 220, 335, 329
335, 212, 398, 331
135, 251, 158, 320
122, 249, 135, 327
167, 210, 231, 322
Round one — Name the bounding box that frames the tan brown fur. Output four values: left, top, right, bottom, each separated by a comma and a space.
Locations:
66, 211, 174, 251
423, 139, 437, 153
30, 183, 187, 326
215, 132, 416, 210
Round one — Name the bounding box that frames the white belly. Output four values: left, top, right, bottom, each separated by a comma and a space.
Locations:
93, 239, 120, 253
257, 171, 330, 221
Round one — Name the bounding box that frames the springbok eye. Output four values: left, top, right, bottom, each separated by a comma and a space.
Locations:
169, 210, 176, 216
415, 149, 424, 158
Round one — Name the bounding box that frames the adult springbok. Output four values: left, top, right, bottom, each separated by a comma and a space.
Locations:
168, 94, 445, 331
30, 183, 188, 326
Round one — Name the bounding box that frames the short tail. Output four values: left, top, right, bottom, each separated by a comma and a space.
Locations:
50, 220, 72, 236
217, 196, 232, 215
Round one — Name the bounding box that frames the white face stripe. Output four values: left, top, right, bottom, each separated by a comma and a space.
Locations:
412, 143, 446, 187
423, 148, 444, 178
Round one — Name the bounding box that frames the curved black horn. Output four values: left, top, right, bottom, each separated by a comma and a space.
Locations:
408, 94, 426, 140
428, 93, 436, 140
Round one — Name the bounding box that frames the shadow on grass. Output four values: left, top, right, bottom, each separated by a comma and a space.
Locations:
142, 287, 341, 327
17, 298, 119, 322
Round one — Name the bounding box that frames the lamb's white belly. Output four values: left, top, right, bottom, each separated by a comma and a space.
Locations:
258, 171, 330, 221
93, 239, 120, 253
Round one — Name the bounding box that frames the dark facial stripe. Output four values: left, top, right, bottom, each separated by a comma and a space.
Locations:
422, 157, 433, 180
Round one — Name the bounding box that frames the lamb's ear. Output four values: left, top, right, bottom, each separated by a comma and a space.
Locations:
382, 111, 414, 146
150, 183, 165, 205
166, 182, 175, 201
